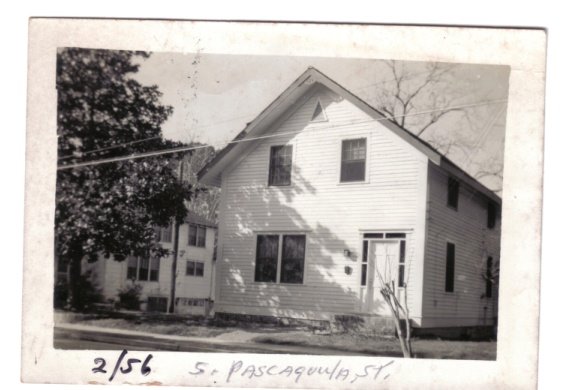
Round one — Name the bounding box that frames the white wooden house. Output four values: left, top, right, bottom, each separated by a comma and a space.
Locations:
67, 211, 218, 315
198, 68, 501, 334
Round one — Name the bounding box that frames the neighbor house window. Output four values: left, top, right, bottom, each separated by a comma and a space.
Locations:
188, 224, 207, 247
487, 201, 497, 229
268, 145, 293, 186
155, 226, 172, 243
447, 177, 459, 209
485, 256, 493, 298
445, 242, 455, 292
127, 256, 160, 282
341, 138, 366, 182
186, 261, 204, 277
255, 234, 306, 284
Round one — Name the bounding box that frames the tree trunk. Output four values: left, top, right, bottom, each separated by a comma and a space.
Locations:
66, 246, 84, 311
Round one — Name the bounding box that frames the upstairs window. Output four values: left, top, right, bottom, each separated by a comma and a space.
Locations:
268, 145, 293, 186
188, 224, 207, 247
445, 242, 455, 292
487, 201, 497, 229
447, 177, 459, 209
341, 138, 367, 182
155, 226, 172, 243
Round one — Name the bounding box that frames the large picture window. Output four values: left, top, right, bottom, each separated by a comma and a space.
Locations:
255, 234, 306, 284
341, 138, 366, 182
268, 145, 293, 186
127, 256, 160, 282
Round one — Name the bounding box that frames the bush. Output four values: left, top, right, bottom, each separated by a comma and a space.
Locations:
73, 272, 104, 311
117, 284, 143, 310
54, 278, 69, 309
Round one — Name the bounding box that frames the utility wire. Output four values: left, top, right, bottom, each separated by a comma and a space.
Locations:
57, 98, 507, 171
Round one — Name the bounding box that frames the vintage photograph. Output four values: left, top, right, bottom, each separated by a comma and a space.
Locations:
21, 18, 546, 388
53, 48, 508, 360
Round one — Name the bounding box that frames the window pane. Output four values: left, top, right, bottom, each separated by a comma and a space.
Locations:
138, 257, 149, 281
255, 235, 279, 282
448, 178, 459, 209
280, 235, 306, 284
398, 265, 405, 287
364, 233, 384, 239
127, 256, 138, 280
361, 264, 368, 286
386, 232, 406, 239
399, 240, 406, 264
487, 202, 497, 228
195, 262, 204, 277
197, 227, 206, 248
486, 256, 493, 298
445, 243, 455, 292
269, 145, 293, 186
186, 261, 195, 276
341, 139, 367, 182
362, 240, 369, 262
161, 226, 172, 243
149, 257, 160, 281
188, 224, 197, 246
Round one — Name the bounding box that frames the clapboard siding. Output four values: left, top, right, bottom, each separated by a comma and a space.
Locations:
217, 86, 429, 322
421, 164, 500, 327
87, 225, 217, 310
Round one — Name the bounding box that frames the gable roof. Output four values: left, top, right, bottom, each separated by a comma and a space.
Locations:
198, 67, 501, 204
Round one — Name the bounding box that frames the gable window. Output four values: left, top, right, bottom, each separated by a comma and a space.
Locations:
268, 145, 293, 186
186, 261, 204, 277
310, 101, 327, 122
188, 224, 207, 247
127, 256, 160, 282
487, 201, 497, 229
341, 138, 367, 182
447, 177, 459, 209
155, 226, 172, 243
445, 242, 455, 292
255, 234, 306, 284
485, 256, 493, 298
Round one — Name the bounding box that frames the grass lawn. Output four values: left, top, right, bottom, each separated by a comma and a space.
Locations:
56, 311, 496, 360
253, 332, 497, 360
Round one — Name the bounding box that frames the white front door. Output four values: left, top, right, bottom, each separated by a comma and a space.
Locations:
367, 240, 400, 315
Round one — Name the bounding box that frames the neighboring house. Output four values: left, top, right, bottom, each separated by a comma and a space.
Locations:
198, 67, 501, 334
58, 211, 217, 315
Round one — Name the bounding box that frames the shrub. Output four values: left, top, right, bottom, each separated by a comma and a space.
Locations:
117, 283, 143, 310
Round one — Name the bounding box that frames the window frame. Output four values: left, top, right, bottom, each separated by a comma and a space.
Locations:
447, 177, 460, 210
254, 233, 307, 285
487, 201, 497, 229
339, 137, 369, 184
268, 144, 294, 187
188, 224, 207, 248
445, 242, 456, 293
127, 256, 160, 282
185, 260, 205, 277
309, 99, 328, 123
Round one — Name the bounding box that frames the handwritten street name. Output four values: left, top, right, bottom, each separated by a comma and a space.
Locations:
190, 359, 395, 385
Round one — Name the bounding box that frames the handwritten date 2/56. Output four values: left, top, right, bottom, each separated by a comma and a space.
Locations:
92, 349, 153, 382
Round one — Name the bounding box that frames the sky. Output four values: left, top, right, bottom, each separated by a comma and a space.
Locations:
134, 52, 510, 190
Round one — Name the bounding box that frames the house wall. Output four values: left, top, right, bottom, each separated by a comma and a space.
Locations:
421, 163, 501, 328
216, 86, 429, 324
86, 225, 216, 313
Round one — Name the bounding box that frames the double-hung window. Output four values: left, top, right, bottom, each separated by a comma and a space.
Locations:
268, 145, 293, 186
186, 261, 204, 277
188, 224, 207, 247
127, 256, 160, 282
155, 226, 172, 243
255, 234, 306, 284
341, 138, 367, 182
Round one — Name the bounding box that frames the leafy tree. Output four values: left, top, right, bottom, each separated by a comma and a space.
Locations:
55, 48, 191, 310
